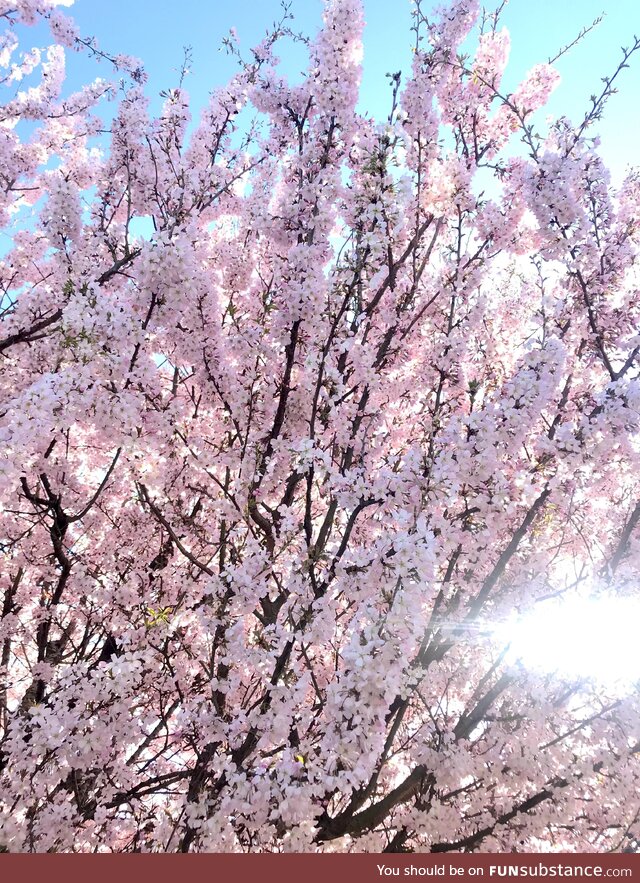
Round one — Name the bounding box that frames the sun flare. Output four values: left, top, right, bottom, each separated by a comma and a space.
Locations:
496, 594, 640, 689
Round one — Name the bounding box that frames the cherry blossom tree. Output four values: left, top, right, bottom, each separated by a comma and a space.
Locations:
1, 0, 640, 854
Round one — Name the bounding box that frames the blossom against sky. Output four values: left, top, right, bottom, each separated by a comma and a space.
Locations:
26, 0, 640, 182
3, 0, 640, 853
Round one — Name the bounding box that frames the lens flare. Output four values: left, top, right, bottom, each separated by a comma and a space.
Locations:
496, 595, 640, 688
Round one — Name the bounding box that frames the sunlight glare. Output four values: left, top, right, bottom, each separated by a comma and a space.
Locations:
497, 595, 640, 688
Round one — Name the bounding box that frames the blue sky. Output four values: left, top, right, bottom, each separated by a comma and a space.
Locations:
55, 0, 639, 181
12, 0, 640, 181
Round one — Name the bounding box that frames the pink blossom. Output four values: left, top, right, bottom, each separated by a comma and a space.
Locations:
0, 0, 639, 856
